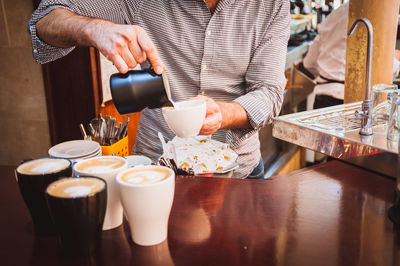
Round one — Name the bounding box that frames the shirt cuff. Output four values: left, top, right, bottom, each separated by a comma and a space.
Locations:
29, 5, 75, 64
228, 82, 284, 146
228, 92, 265, 147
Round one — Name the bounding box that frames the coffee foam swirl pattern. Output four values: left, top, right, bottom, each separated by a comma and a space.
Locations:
17, 158, 70, 175
120, 167, 171, 185
47, 178, 105, 198
75, 157, 126, 174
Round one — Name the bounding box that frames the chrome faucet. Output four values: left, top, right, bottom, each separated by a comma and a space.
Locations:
348, 18, 374, 136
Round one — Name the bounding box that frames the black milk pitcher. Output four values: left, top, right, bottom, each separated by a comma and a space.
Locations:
110, 69, 173, 114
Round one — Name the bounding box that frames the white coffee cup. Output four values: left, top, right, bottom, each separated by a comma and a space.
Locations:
73, 156, 128, 230
125, 155, 152, 168
162, 99, 206, 138
116, 165, 175, 246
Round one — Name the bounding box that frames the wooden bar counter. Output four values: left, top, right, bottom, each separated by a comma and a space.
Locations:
1, 161, 399, 266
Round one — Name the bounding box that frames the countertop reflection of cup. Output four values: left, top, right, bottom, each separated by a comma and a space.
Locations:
73, 156, 128, 230
162, 99, 206, 138
116, 165, 175, 246
130, 239, 174, 266
170, 207, 211, 245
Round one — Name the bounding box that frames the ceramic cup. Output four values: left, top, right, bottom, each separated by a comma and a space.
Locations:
73, 156, 128, 230
162, 99, 206, 138
116, 165, 175, 246
125, 155, 152, 168
15, 158, 72, 235
46, 177, 107, 257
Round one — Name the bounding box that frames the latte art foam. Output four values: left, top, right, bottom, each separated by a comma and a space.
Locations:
17, 158, 70, 175
64, 186, 92, 198
120, 167, 171, 185
75, 157, 126, 174
47, 177, 105, 198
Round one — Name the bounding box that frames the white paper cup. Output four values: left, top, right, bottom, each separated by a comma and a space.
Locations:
73, 156, 128, 230
125, 155, 152, 168
116, 165, 175, 246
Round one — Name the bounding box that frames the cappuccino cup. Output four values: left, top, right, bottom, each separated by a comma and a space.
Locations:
162, 99, 206, 138
46, 177, 107, 257
73, 156, 128, 230
15, 158, 72, 234
116, 165, 175, 246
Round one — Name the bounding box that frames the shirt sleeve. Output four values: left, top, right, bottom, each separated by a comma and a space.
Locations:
29, 0, 125, 64
231, 0, 290, 143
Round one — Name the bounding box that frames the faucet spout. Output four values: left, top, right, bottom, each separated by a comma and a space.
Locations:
348, 18, 373, 100
348, 18, 374, 136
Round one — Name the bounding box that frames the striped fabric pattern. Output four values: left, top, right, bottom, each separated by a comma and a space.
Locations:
29, 0, 290, 178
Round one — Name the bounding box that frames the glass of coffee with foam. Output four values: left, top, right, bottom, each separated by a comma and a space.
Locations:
15, 158, 72, 234
46, 177, 107, 257
116, 165, 175, 246
73, 156, 128, 230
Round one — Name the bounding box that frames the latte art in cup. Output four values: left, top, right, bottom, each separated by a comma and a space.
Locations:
17, 158, 70, 175
74, 157, 126, 174
120, 167, 171, 185
47, 178, 105, 198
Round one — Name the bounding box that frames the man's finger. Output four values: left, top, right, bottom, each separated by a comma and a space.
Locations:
200, 117, 220, 135
199, 127, 217, 135
121, 47, 137, 69
137, 31, 164, 74
111, 54, 129, 73
129, 39, 146, 64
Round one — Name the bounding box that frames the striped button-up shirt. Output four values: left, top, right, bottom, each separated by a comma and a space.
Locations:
29, 0, 290, 178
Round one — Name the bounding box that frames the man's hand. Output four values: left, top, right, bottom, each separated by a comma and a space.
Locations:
84, 20, 164, 74
195, 95, 223, 135
36, 9, 164, 74
194, 95, 250, 135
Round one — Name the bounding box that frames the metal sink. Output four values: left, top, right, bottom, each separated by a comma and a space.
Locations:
272, 102, 398, 178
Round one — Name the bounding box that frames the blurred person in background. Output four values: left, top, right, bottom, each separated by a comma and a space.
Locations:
302, 1, 400, 109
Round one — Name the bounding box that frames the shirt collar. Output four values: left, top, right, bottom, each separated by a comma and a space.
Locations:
215, 0, 236, 13
199, 0, 236, 13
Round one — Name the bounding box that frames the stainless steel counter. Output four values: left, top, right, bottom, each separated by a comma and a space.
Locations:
273, 102, 399, 178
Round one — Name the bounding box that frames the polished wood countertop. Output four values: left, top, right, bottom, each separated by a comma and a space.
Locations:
1, 161, 399, 266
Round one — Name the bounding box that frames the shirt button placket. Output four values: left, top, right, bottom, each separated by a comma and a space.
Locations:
200, 21, 214, 94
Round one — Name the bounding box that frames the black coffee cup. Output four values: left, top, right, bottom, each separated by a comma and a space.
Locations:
110, 69, 173, 114
45, 176, 107, 257
15, 158, 72, 235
